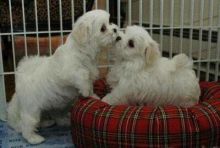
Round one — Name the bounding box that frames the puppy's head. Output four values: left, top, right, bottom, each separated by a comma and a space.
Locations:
108, 30, 125, 62
119, 25, 160, 65
110, 29, 124, 52
71, 10, 118, 48
97, 23, 120, 48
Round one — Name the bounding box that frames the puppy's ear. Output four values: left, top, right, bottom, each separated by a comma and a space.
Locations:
72, 21, 91, 45
145, 40, 161, 65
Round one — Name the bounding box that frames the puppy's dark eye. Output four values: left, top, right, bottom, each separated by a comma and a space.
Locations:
101, 24, 106, 32
128, 40, 134, 48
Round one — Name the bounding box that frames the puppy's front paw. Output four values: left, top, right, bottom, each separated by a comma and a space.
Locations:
181, 101, 197, 108
80, 84, 93, 98
81, 89, 90, 97
91, 68, 99, 81
91, 94, 100, 100
40, 120, 55, 128
102, 95, 114, 105
26, 134, 45, 144
180, 97, 198, 108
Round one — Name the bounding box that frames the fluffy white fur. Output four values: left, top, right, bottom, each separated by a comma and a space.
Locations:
103, 25, 201, 107
7, 10, 119, 144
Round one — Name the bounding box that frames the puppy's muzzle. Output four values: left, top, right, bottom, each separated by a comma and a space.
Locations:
116, 36, 121, 42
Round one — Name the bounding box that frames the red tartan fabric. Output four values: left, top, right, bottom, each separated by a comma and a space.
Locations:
71, 79, 220, 147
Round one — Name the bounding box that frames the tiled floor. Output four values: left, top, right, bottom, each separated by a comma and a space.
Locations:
0, 121, 74, 148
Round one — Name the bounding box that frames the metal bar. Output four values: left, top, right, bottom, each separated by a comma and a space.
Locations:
149, 0, 154, 36
117, 0, 121, 28
169, 0, 174, 58
21, 0, 28, 56
83, 0, 86, 13
179, 0, 184, 53
215, 2, 220, 81
160, 0, 164, 52
0, 30, 73, 36
59, 0, 64, 44
1, 56, 220, 76
193, 66, 218, 76
189, 0, 195, 58
193, 59, 220, 63
97, 59, 220, 68
197, 0, 204, 79
34, 0, 40, 55
128, 0, 132, 25
95, 0, 98, 9
0, 72, 16, 75
139, 0, 143, 26
0, 36, 7, 121
8, 0, 16, 71
1, 26, 220, 36
106, 0, 109, 72
47, 0, 52, 55
106, 0, 109, 12
206, 0, 213, 81
71, 0, 75, 26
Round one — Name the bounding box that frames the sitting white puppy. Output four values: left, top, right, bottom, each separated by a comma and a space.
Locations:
103, 25, 200, 107
7, 10, 119, 144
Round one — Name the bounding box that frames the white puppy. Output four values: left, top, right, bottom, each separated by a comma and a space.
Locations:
7, 10, 119, 144
103, 25, 200, 107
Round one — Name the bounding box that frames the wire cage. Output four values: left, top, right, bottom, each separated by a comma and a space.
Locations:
0, 0, 220, 121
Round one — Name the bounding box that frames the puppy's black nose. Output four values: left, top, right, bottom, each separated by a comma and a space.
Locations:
113, 28, 117, 33
116, 36, 121, 42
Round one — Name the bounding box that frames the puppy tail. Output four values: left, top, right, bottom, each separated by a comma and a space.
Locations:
7, 93, 21, 132
173, 53, 193, 70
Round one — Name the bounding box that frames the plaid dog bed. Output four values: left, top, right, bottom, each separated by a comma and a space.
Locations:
71, 79, 220, 147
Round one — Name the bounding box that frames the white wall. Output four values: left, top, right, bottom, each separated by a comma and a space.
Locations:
129, 0, 219, 29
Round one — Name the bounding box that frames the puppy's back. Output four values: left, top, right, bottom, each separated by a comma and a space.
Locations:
173, 53, 193, 70
17, 56, 49, 74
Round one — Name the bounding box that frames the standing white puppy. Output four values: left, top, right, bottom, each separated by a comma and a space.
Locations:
8, 10, 119, 144
103, 25, 200, 107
